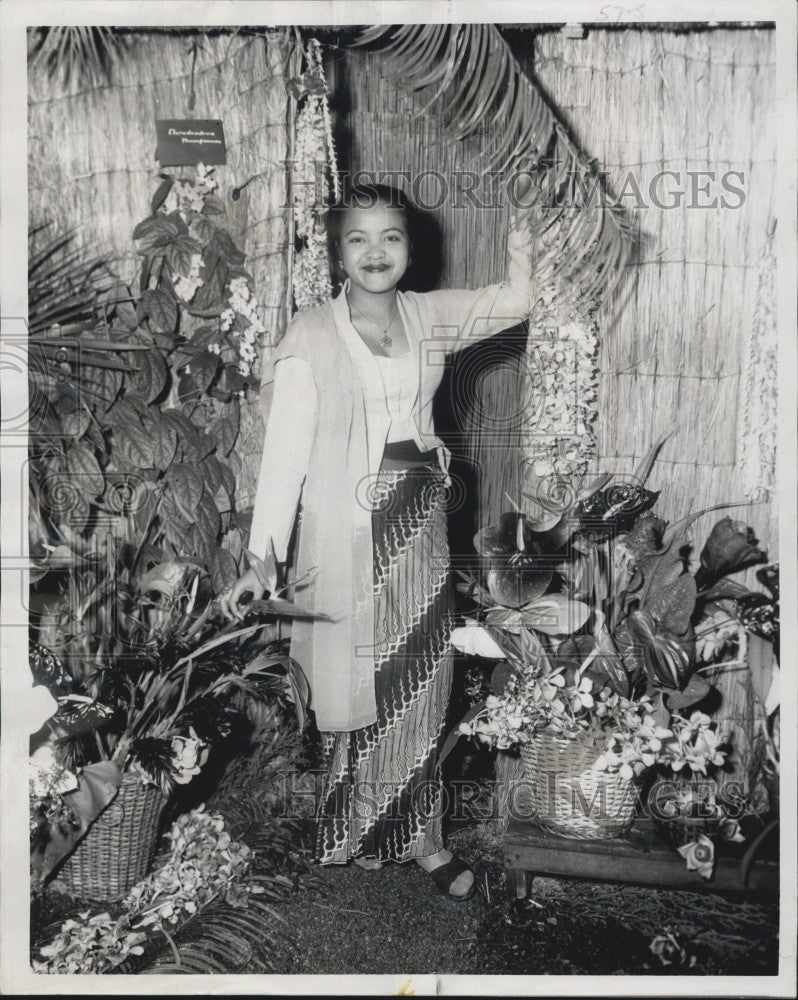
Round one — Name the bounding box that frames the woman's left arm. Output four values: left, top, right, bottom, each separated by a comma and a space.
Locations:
423, 215, 533, 351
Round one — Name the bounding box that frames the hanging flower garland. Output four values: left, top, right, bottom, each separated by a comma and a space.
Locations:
289, 37, 339, 311
738, 222, 777, 500
523, 316, 600, 481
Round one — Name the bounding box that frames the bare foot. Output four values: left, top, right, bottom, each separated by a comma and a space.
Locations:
353, 856, 383, 871
415, 849, 474, 898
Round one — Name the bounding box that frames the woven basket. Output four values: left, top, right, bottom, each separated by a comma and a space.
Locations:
520, 729, 639, 839
56, 774, 167, 901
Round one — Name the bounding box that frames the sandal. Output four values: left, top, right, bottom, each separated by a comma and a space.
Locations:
427, 854, 476, 902
353, 856, 383, 871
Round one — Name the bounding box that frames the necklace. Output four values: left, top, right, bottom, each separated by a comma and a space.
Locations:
348, 297, 399, 352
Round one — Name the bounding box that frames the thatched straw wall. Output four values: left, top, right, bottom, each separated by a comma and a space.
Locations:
530, 26, 777, 555
28, 29, 291, 508
341, 25, 777, 559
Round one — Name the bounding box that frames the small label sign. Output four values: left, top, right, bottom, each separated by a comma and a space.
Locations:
156, 119, 227, 166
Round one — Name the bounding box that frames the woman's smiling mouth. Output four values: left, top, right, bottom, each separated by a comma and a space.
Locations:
362, 263, 390, 272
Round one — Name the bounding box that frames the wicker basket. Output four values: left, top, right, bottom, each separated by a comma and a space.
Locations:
520, 729, 640, 839
56, 774, 167, 901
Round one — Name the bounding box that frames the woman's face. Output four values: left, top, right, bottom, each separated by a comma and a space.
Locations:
338, 201, 411, 295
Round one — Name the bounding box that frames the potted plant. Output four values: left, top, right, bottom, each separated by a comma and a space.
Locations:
446, 438, 772, 841
29, 546, 320, 901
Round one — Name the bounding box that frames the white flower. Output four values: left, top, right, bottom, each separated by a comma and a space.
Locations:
29, 745, 79, 798
29, 681, 59, 732
719, 817, 745, 843
170, 728, 210, 785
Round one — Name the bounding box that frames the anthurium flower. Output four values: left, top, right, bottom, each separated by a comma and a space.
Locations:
678, 834, 715, 879
650, 927, 695, 967
697, 517, 767, 588
719, 817, 745, 843
474, 512, 555, 607
450, 621, 506, 659
485, 594, 592, 636
623, 608, 692, 689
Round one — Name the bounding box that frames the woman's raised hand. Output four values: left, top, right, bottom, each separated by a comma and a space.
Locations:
509, 171, 536, 232
219, 557, 277, 622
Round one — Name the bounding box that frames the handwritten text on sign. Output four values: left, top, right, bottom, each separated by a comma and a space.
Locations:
156, 120, 227, 166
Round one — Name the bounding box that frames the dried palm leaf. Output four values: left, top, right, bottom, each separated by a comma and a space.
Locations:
28, 26, 128, 90
349, 24, 634, 319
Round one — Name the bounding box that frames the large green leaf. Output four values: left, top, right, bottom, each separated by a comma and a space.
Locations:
114, 422, 155, 469
167, 463, 204, 518
149, 416, 179, 469
126, 348, 168, 403
190, 351, 221, 394
133, 215, 180, 254
65, 443, 104, 495
140, 288, 178, 335
167, 235, 203, 278
61, 408, 91, 440
210, 416, 238, 458
150, 176, 175, 214
33, 760, 122, 883
161, 409, 201, 461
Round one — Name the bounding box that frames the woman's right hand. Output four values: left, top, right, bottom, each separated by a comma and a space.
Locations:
219, 566, 272, 622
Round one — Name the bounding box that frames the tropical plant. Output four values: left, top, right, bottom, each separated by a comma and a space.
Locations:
28, 175, 319, 887
444, 437, 774, 791
347, 23, 632, 321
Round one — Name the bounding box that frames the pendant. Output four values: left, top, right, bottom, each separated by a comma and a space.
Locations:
379, 334, 393, 351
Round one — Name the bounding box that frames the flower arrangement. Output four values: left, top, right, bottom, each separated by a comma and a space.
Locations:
447, 435, 777, 841
28, 546, 321, 889
34, 806, 262, 974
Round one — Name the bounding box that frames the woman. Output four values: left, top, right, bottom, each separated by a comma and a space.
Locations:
221, 182, 533, 901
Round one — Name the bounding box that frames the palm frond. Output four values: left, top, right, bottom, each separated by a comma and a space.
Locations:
28, 224, 118, 337
29, 27, 128, 90
133, 896, 296, 974
349, 24, 634, 318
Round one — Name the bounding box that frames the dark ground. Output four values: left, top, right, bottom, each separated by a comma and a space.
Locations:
266, 819, 779, 977
32, 813, 780, 977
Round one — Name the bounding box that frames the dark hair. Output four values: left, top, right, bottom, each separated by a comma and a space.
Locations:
326, 182, 416, 244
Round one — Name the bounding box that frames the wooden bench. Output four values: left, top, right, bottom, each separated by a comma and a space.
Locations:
505, 817, 779, 900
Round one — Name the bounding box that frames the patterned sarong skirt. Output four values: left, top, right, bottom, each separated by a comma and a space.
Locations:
314, 450, 454, 863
